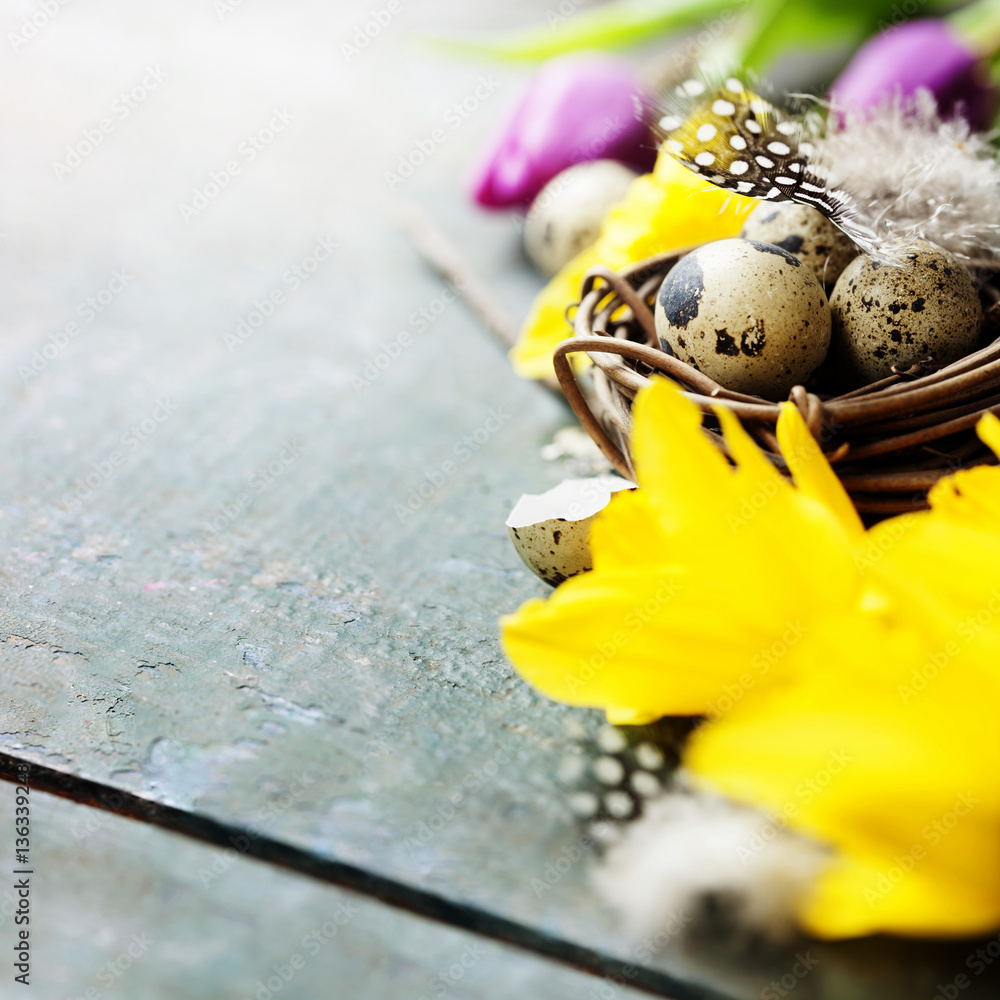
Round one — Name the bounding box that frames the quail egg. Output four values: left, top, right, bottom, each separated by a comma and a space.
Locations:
829, 239, 982, 384
524, 160, 638, 277
740, 202, 858, 286
655, 238, 832, 400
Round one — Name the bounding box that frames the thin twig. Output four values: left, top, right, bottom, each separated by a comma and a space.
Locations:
397, 200, 565, 398
396, 200, 521, 350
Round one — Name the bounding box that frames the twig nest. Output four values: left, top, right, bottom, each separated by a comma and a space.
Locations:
829, 239, 982, 384
655, 239, 831, 401
739, 202, 858, 287
506, 475, 633, 586
524, 161, 638, 277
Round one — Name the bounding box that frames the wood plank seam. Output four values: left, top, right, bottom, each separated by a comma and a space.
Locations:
0, 752, 736, 1000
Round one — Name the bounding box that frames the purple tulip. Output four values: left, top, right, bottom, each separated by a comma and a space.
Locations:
829, 19, 995, 130
469, 54, 655, 210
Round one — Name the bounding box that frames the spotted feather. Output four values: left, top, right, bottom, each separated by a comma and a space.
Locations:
646, 76, 883, 259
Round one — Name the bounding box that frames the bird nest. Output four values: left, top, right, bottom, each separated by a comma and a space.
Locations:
553, 245, 1000, 517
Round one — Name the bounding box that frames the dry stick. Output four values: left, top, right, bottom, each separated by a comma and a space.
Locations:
397, 200, 519, 348
396, 200, 566, 398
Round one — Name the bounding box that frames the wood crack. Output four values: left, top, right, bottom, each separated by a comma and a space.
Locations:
0, 751, 736, 1000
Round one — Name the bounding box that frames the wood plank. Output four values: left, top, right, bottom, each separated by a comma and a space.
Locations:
3, 784, 665, 999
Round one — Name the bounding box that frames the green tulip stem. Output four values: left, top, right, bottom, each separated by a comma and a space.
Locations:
950, 0, 1000, 58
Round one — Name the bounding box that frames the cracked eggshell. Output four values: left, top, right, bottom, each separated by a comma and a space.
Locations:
830, 239, 982, 384
524, 161, 638, 278
507, 475, 634, 587
739, 202, 858, 287
655, 239, 831, 401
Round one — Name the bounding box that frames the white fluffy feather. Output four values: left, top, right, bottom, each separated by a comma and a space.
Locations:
814, 89, 1000, 261
593, 781, 829, 945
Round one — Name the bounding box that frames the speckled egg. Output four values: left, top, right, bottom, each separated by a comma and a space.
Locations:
506, 476, 634, 587
655, 239, 831, 401
830, 239, 982, 384
523, 161, 638, 277
739, 202, 858, 286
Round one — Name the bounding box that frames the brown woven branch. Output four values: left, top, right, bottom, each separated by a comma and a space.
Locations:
555, 247, 1000, 516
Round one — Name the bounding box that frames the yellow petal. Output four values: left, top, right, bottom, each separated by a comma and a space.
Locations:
777, 401, 864, 542
633, 382, 860, 607
509, 245, 600, 379
925, 417, 1000, 528
714, 402, 785, 493
978, 411, 1000, 456
630, 378, 734, 536
863, 514, 1000, 679
588, 487, 670, 572
501, 562, 804, 721
688, 615, 1000, 938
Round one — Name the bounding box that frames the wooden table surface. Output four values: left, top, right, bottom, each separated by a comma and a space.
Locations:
1, 2, 998, 997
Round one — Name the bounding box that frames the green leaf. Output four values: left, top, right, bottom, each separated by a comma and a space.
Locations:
950, 0, 1000, 56
739, 0, 948, 71
424, 0, 738, 62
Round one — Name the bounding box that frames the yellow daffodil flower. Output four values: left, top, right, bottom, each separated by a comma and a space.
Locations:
510, 155, 756, 379
502, 379, 864, 725
501, 379, 1000, 937
687, 613, 1000, 939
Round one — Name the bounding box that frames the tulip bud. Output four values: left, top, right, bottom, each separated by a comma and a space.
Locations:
469, 54, 654, 209
830, 19, 995, 130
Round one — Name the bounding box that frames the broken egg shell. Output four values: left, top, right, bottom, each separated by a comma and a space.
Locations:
739, 202, 858, 287
507, 475, 634, 587
829, 239, 982, 384
523, 160, 638, 278
655, 238, 832, 401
